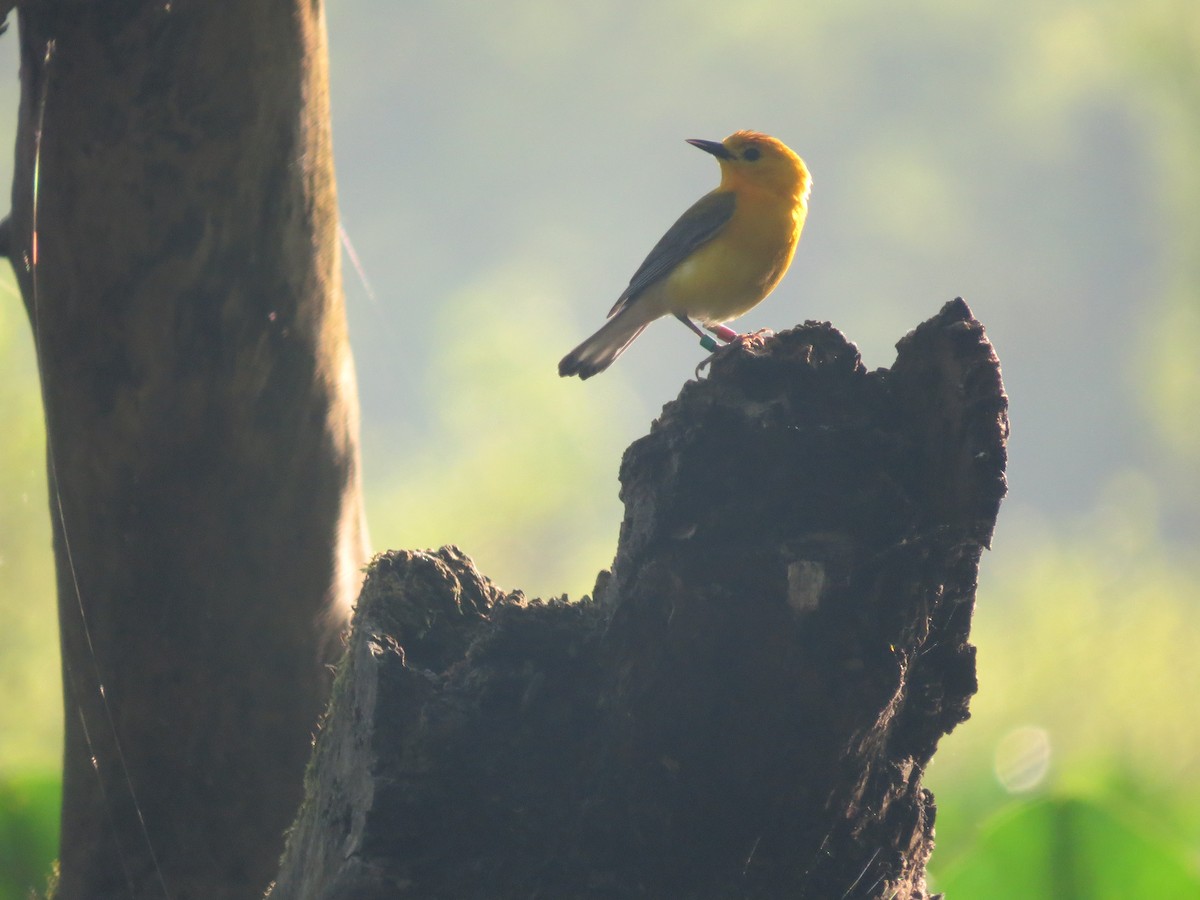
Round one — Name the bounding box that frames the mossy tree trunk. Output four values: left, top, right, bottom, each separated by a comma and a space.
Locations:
5, 3, 367, 897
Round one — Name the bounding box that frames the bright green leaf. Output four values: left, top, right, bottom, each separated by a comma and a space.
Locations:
935, 795, 1200, 900
0, 770, 59, 900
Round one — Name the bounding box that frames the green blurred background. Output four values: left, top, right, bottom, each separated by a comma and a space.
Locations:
2, 1, 1199, 896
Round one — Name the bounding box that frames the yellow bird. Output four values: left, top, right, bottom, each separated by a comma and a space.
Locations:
558, 130, 811, 380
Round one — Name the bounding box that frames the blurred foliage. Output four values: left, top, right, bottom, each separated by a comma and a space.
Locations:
364, 260, 640, 599
934, 794, 1200, 898
930, 473, 1200, 874
1124, 1, 1200, 472
0, 276, 61, 900
0, 276, 59, 771
0, 771, 58, 900
1, 0, 1199, 896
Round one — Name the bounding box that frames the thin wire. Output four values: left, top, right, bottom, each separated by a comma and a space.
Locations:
69, 692, 137, 894
840, 846, 881, 899
338, 218, 402, 347
338, 220, 377, 304
28, 38, 172, 900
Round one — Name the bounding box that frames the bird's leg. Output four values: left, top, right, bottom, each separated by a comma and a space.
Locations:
679, 315, 728, 378
707, 323, 740, 343
675, 313, 709, 339
676, 313, 721, 352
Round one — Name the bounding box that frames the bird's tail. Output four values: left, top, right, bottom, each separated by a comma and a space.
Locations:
558, 310, 649, 379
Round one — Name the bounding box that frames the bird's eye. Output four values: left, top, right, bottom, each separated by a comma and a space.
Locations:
743, 147, 761, 161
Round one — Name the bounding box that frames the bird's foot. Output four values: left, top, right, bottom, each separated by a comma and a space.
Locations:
735, 327, 775, 348
694, 328, 776, 378
708, 324, 775, 345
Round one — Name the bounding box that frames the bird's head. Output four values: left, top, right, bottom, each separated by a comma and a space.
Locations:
687, 131, 811, 203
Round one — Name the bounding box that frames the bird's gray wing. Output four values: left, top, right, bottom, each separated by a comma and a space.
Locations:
607, 189, 736, 318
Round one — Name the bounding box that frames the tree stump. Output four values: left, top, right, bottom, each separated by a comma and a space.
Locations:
271, 299, 1008, 899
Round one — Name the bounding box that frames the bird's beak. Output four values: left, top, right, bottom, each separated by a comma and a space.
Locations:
686, 138, 733, 160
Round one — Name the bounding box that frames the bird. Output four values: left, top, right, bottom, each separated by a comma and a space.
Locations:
558, 130, 811, 380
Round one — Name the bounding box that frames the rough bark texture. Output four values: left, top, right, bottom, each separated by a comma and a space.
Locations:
8, 3, 367, 898
271, 300, 1008, 899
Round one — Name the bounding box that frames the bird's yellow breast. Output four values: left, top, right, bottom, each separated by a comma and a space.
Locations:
661, 186, 805, 325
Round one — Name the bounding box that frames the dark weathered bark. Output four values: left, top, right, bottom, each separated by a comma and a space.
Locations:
8, 3, 367, 898
271, 300, 1008, 899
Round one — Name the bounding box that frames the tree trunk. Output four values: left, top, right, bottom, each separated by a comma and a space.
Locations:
7, 3, 367, 897
271, 300, 1008, 899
